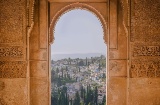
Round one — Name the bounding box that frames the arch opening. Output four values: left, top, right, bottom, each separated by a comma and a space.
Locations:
49, 3, 107, 44
49, 3, 108, 105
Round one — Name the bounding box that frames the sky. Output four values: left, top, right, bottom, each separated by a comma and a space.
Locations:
51, 9, 106, 55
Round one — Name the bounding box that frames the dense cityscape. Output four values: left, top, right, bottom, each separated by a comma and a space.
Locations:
51, 55, 106, 105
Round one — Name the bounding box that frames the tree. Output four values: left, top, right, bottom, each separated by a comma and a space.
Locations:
98, 63, 101, 70
91, 57, 93, 64
70, 99, 73, 105
88, 62, 90, 68
76, 58, 79, 65
94, 86, 98, 105
57, 75, 62, 86
80, 86, 84, 99
66, 66, 68, 71
102, 95, 106, 105
51, 91, 58, 105
61, 68, 64, 77
51, 70, 55, 83
68, 57, 71, 65
73, 91, 80, 105
65, 93, 69, 105
78, 60, 84, 66
56, 67, 59, 73
86, 57, 88, 66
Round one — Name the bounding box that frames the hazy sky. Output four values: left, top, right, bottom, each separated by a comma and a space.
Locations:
51, 9, 106, 54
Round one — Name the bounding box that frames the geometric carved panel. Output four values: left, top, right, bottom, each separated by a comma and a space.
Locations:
0, 0, 27, 79
0, 61, 27, 78
131, 0, 160, 42
0, 0, 26, 44
132, 45, 160, 57
0, 46, 24, 59
130, 59, 160, 78
130, 0, 160, 79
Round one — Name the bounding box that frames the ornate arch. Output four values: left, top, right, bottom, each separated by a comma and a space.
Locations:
49, 2, 107, 44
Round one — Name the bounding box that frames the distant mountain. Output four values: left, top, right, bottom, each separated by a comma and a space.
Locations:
51, 53, 105, 61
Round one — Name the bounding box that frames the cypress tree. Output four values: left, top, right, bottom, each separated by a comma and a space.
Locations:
70, 99, 73, 105
74, 91, 80, 105
80, 86, 83, 98
94, 86, 98, 105
102, 95, 106, 105
86, 57, 88, 66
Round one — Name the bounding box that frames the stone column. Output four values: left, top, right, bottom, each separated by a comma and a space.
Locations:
107, 0, 129, 104
29, 0, 50, 104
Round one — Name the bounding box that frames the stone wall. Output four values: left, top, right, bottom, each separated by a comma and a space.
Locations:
108, 0, 128, 104
29, 0, 49, 104
0, 0, 28, 104
129, 0, 160, 104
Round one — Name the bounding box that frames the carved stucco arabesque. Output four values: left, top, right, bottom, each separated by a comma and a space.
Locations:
130, 0, 160, 78
0, 0, 28, 77
0, 0, 35, 104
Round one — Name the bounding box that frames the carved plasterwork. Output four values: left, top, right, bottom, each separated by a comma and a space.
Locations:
0, 79, 28, 105
132, 44, 160, 57
130, 59, 160, 78
0, 46, 24, 59
27, 0, 35, 26
130, 0, 160, 78
0, 0, 28, 79
0, 98, 6, 105
49, 2, 107, 44
131, 0, 160, 42
120, 0, 129, 37
27, 0, 35, 38
0, 0, 27, 44
0, 61, 27, 78
0, 81, 5, 91
130, 43, 160, 78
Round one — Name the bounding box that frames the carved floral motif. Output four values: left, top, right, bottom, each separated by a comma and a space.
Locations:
0, 47, 24, 58
0, 61, 27, 78
133, 45, 160, 57
130, 0, 160, 79
0, 0, 26, 44
131, 0, 160, 42
0, 81, 5, 91
0, 98, 6, 105
0, 0, 27, 79
130, 60, 160, 78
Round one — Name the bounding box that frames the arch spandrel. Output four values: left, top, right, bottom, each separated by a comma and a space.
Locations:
49, 2, 108, 45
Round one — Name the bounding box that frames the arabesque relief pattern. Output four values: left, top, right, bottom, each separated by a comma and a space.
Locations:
132, 45, 160, 57
131, 0, 160, 43
0, 0, 26, 44
0, 0, 27, 78
0, 61, 27, 78
0, 47, 24, 58
130, 0, 160, 78
130, 59, 160, 78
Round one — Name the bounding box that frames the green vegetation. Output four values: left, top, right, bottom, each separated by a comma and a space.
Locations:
51, 55, 106, 105
51, 69, 76, 86
51, 85, 106, 105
